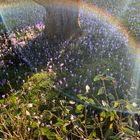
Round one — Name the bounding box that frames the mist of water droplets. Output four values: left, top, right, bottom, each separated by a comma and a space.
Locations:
0, 0, 140, 102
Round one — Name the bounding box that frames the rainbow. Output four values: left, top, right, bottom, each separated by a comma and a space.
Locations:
40, 0, 139, 53
0, 0, 139, 53
40, 0, 139, 52
78, 1, 139, 53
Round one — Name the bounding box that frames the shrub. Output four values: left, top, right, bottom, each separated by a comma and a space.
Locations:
0, 71, 140, 139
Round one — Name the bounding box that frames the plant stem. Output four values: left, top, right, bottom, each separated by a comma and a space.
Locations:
102, 80, 109, 107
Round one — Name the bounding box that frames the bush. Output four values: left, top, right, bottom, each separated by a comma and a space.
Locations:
0, 71, 140, 139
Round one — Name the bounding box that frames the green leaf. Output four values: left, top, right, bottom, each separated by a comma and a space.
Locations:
62, 125, 67, 133
109, 135, 121, 140
77, 94, 87, 101
94, 74, 103, 82
100, 111, 106, 118
40, 128, 56, 140
42, 110, 52, 121
55, 135, 63, 140
122, 127, 134, 136
0, 99, 4, 104
125, 103, 133, 112
105, 129, 113, 139
31, 121, 38, 129
55, 118, 64, 127
64, 108, 70, 114
78, 114, 84, 118
87, 125, 94, 129
113, 101, 119, 108
52, 107, 62, 112
108, 93, 115, 100
97, 87, 105, 96
100, 111, 106, 121
47, 132, 56, 140
9, 95, 17, 104
33, 129, 39, 138
105, 76, 114, 81
110, 112, 115, 121
76, 104, 84, 113
89, 131, 96, 138
87, 98, 95, 105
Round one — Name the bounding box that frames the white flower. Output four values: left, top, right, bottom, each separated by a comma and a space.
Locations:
48, 68, 53, 72
74, 125, 78, 129
34, 116, 39, 119
2, 95, 5, 98
134, 120, 138, 125
59, 80, 63, 85
102, 100, 107, 107
26, 110, 30, 116
70, 115, 75, 121
60, 63, 64, 67
27, 103, 33, 108
132, 102, 137, 107
38, 120, 41, 125
69, 100, 76, 105
85, 85, 90, 93
28, 127, 31, 132
49, 65, 52, 69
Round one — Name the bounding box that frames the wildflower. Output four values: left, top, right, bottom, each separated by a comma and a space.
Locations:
73, 125, 78, 129
26, 32, 32, 39
26, 110, 30, 116
70, 115, 75, 121
27, 103, 33, 108
59, 80, 63, 85
10, 37, 17, 45
85, 85, 90, 93
38, 120, 41, 125
134, 120, 138, 125
60, 63, 64, 67
102, 100, 107, 107
18, 41, 26, 46
34, 116, 39, 119
28, 127, 31, 132
48, 68, 53, 72
69, 100, 76, 105
28, 87, 31, 90
132, 102, 137, 107
35, 22, 45, 31
2, 95, 5, 99
52, 99, 56, 103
